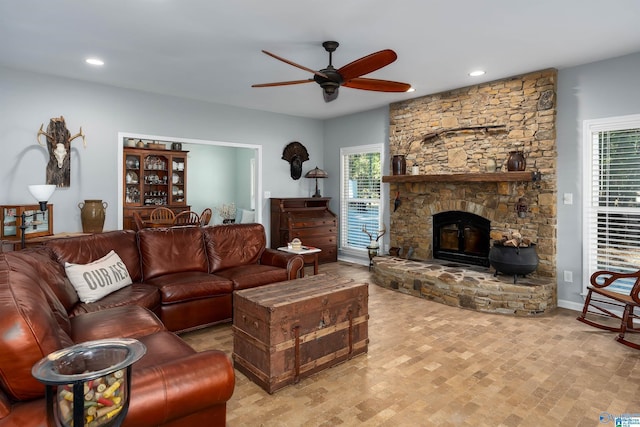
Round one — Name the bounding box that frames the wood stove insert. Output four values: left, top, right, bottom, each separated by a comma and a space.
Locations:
433, 211, 490, 267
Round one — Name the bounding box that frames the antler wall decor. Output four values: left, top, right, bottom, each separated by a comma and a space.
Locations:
37, 116, 85, 187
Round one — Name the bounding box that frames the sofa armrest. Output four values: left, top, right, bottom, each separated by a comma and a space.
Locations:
123, 350, 235, 427
260, 249, 304, 280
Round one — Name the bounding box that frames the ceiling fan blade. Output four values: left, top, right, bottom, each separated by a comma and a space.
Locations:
252, 79, 314, 88
343, 77, 411, 92
261, 50, 329, 80
338, 49, 398, 81
323, 87, 339, 103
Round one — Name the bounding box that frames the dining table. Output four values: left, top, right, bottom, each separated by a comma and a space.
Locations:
143, 219, 175, 228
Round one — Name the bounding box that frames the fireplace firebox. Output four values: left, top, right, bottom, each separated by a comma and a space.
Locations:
433, 211, 490, 267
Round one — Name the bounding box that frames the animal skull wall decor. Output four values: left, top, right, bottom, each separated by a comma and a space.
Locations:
36, 116, 86, 187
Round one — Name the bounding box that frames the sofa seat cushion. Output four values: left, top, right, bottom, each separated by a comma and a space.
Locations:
214, 264, 288, 290
70, 305, 165, 343
68, 283, 160, 317
123, 331, 235, 427
144, 272, 233, 304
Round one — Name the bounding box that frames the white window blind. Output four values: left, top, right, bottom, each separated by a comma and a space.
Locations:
340, 145, 382, 252
584, 115, 640, 294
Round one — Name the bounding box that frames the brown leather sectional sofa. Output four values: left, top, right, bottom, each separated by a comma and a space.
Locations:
0, 223, 304, 426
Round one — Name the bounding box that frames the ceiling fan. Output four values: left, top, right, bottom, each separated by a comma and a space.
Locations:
252, 41, 411, 103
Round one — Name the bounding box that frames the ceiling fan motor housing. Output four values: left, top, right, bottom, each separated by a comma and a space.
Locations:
314, 67, 343, 94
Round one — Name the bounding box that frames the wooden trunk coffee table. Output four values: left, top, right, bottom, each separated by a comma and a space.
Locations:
232, 274, 369, 393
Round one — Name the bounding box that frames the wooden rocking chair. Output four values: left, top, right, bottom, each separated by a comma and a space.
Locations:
577, 269, 640, 350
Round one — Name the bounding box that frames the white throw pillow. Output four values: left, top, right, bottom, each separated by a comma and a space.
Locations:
65, 250, 133, 303
240, 209, 255, 224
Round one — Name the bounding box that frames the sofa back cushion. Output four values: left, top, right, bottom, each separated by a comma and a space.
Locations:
203, 223, 266, 273
46, 230, 142, 283
0, 252, 73, 401
138, 226, 208, 280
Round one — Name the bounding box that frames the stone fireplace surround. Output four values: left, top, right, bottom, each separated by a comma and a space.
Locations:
372, 69, 558, 315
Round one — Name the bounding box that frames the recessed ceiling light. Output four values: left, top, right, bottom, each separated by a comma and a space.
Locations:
469, 70, 485, 77
86, 58, 104, 66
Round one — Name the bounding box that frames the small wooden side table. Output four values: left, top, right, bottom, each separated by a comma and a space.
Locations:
277, 246, 322, 277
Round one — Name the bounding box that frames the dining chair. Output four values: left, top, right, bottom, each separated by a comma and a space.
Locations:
149, 207, 176, 221
132, 211, 146, 230
174, 210, 201, 226
200, 208, 212, 226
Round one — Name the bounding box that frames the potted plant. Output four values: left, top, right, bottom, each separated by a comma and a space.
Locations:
215, 203, 236, 224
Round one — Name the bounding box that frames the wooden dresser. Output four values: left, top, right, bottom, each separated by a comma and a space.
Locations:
270, 198, 337, 264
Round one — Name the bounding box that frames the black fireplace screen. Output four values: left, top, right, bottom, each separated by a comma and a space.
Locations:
433, 211, 490, 266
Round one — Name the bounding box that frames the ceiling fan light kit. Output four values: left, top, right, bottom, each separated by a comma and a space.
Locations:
252, 41, 411, 102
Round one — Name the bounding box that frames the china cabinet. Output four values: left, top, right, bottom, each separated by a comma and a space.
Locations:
123, 147, 190, 230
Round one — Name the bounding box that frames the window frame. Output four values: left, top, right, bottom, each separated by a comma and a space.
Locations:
582, 113, 640, 294
339, 143, 384, 256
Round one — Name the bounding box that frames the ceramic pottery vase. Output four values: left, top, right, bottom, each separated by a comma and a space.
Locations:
78, 200, 108, 233
506, 151, 526, 171
392, 155, 406, 175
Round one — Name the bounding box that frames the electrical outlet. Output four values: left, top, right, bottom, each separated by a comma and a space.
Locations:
264, 191, 271, 199
563, 270, 573, 282
563, 193, 573, 205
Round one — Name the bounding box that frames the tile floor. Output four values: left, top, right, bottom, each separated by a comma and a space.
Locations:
180, 262, 640, 427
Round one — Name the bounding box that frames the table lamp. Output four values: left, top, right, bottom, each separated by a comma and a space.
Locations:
304, 167, 328, 198
29, 184, 56, 211
20, 184, 56, 249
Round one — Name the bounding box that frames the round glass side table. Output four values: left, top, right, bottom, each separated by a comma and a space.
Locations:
32, 338, 146, 427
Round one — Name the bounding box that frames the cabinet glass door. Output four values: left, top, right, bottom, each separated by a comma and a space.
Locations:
124, 153, 142, 205
170, 155, 186, 205
143, 154, 169, 206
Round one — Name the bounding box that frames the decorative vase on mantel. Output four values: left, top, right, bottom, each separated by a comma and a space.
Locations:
78, 199, 108, 233
392, 155, 406, 175
506, 151, 527, 171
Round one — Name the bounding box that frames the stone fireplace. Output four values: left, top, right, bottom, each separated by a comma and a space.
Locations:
372, 69, 558, 316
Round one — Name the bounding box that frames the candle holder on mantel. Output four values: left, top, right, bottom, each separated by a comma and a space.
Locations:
32, 338, 146, 427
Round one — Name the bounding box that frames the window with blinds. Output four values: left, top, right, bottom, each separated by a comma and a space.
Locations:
340, 144, 382, 252
584, 115, 640, 294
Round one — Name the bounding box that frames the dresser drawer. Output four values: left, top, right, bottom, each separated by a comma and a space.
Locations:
290, 226, 336, 239
290, 218, 336, 228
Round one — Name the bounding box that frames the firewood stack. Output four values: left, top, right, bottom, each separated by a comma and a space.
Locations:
494, 231, 532, 248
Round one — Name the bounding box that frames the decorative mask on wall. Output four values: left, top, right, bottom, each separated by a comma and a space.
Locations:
37, 116, 86, 187
281, 141, 309, 180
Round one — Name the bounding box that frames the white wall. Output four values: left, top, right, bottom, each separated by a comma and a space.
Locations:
0, 66, 324, 238
556, 51, 640, 309
323, 106, 390, 264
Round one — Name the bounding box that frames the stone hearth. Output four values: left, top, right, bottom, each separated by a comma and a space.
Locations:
372, 256, 556, 316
